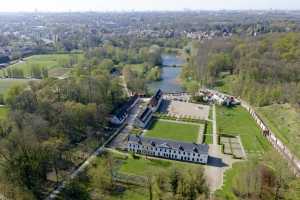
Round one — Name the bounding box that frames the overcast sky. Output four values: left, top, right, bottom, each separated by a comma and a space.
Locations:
1, 0, 300, 12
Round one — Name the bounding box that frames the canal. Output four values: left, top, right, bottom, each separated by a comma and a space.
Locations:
148, 54, 185, 93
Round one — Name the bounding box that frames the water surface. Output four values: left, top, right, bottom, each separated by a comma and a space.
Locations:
148, 54, 185, 93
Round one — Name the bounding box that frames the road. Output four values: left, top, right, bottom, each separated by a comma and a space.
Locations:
108, 101, 141, 149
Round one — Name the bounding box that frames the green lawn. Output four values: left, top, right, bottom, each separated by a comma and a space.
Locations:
257, 104, 300, 158
0, 79, 37, 94
145, 119, 200, 143
0, 54, 83, 78
123, 64, 145, 76
0, 106, 9, 120
119, 155, 196, 176
214, 161, 248, 200
203, 122, 213, 144
216, 106, 270, 153
87, 151, 198, 200
214, 75, 236, 94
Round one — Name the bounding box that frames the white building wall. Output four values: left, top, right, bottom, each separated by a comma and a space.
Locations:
127, 142, 208, 164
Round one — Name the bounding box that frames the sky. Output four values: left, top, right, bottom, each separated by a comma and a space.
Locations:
1, 0, 300, 12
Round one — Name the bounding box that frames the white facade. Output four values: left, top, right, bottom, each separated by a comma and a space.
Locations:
128, 142, 208, 164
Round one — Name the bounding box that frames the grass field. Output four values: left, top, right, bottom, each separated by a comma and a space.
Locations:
214, 161, 247, 200
203, 122, 213, 144
87, 151, 198, 200
123, 64, 145, 76
118, 154, 197, 176
214, 75, 236, 94
0, 54, 83, 78
145, 119, 200, 143
216, 106, 270, 153
257, 104, 300, 158
0, 79, 37, 94
0, 106, 9, 120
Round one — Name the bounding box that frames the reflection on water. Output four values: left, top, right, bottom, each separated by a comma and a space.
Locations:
161, 54, 185, 66
148, 54, 185, 93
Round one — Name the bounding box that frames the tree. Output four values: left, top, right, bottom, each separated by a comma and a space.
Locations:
169, 167, 181, 196
62, 179, 91, 200
4, 84, 25, 107
155, 170, 171, 200
146, 173, 155, 200
0, 131, 51, 198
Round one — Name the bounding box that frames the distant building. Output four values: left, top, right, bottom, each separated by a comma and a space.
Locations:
135, 89, 163, 128
110, 94, 139, 125
128, 135, 209, 164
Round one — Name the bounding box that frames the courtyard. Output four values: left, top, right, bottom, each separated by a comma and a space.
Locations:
160, 100, 210, 120
144, 118, 202, 143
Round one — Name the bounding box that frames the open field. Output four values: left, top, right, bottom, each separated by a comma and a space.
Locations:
216, 106, 270, 153
123, 64, 145, 76
0, 54, 83, 78
0, 106, 9, 120
145, 119, 200, 143
257, 104, 300, 158
214, 75, 236, 94
118, 153, 198, 176
0, 79, 37, 94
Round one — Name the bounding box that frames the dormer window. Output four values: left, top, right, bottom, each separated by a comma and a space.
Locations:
193, 147, 198, 153
179, 145, 184, 151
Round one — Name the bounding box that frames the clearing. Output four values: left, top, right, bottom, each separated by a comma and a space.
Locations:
0, 54, 83, 78
145, 119, 200, 143
0, 106, 9, 120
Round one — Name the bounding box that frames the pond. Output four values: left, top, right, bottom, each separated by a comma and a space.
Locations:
148, 54, 185, 93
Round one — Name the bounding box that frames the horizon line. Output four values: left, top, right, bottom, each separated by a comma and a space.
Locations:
1, 8, 300, 14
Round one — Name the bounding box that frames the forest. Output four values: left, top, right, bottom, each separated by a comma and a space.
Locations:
183, 32, 300, 108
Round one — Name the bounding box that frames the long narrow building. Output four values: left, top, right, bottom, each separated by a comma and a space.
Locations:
135, 89, 163, 128
128, 135, 209, 164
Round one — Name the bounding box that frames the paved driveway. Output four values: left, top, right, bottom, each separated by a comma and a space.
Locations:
108, 101, 141, 149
